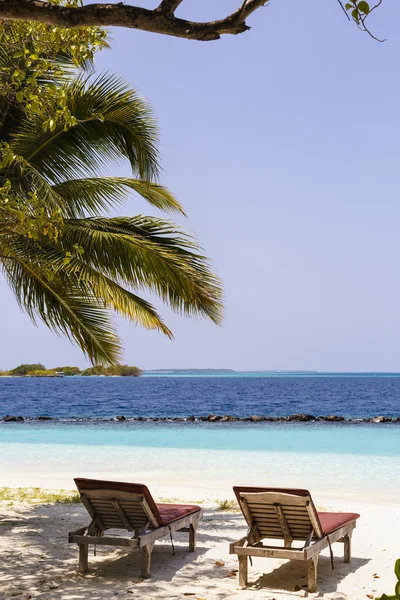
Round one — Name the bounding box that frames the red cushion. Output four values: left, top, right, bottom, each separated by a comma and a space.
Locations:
156, 503, 201, 525
318, 511, 360, 534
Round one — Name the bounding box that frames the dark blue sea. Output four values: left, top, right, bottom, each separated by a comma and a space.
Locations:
1, 372, 400, 418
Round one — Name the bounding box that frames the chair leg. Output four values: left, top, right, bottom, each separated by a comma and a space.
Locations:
307, 555, 319, 593
344, 534, 351, 563
141, 543, 154, 579
78, 543, 89, 574
238, 555, 248, 587
189, 523, 197, 552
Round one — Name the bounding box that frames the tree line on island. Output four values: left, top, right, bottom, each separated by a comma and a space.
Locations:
0, 364, 142, 377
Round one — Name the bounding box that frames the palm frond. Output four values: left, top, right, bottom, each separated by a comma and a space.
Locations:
11, 73, 160, 183
0, 59, 223, 364
52, 177, 185, 218
3, 233, 173, 339
62, 216, 223, 325
1, 250, 121, 365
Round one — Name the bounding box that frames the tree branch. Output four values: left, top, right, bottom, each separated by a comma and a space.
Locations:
156, 0, 184, 17
0, 0, 268, 42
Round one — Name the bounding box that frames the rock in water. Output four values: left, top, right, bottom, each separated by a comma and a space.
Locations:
286, 414, 316, 422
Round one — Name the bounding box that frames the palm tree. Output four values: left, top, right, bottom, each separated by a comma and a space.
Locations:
0, 71, 223, 365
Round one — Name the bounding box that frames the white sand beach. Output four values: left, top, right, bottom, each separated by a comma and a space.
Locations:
0, 479, 398, 600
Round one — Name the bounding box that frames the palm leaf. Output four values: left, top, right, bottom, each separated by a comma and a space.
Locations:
1, 254, 121, 365
11, 73, 160, 183
3, 233, 173, 340
52, 177, 185, 218
62, 216, 223, 325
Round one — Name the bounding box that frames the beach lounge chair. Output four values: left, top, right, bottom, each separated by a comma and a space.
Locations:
68, 478, 202, 578
230, 486, 360, 592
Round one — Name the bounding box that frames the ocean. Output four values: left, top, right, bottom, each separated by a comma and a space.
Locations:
1, 374, 399, 501
1, 372, 400, 418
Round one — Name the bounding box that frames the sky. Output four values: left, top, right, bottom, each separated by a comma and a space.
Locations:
2, 0, 400, 372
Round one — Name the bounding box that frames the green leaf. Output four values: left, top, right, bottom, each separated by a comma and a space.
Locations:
52, 177, 185, 218
345, 3, 352, 9
395, 558, 400, 581
352, 8, 359, 19
16, 91, 24, 103
395, 581, 400, 597
358, 1, 370, 14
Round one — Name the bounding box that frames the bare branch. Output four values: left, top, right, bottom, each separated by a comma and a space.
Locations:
0, 0, 269, 42
336, 0, 351, 20
156, 0, 184, 17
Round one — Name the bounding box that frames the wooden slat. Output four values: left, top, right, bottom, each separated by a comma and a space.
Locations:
71, 534, 139, 548
229, 536, 247, 554
249, 507, 310, 516
257, 522, 311, 531
111, 499, 134, 531
251, 513, 310, 521
81, 494, 105, 533
84, 489, 145, 502
140, 498, 159, 528
305, 502, 323, 538
235, 545, 306, 560
92, 503, 144, 512
247, 503, 309, 511
242, 492, 311, 506
258, 532, 313, 539
257, 523, 310, 537
256, 520, 311, 530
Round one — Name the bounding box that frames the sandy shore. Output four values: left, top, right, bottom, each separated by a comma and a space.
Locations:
0, 481, 398, 600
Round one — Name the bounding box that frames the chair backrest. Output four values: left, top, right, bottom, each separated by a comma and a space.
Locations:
75, 478, 163, 533
233, 486, 323, 544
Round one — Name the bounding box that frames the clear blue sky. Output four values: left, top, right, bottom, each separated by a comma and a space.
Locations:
1, 0, 400, 371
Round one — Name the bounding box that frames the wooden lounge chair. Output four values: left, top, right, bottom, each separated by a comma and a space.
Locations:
68, 478, 202, 578
230, 486, 360, 592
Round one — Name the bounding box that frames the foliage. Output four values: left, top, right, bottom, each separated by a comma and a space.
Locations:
0, 5, 108, 127
117, 365, 142, 377
9, 363, 45, 375
0, 363, 141, 376
81, 364, 142, 376
27, 369, 57, 376
216, 499, 239, 512
342, 0, 384, 41
376, 558, 400, 599
80, 365, 104, 376
53, 365, 81, 376
0, 18, 223, 365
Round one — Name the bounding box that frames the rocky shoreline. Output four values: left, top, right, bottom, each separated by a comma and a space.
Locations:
1, 412, 399, 423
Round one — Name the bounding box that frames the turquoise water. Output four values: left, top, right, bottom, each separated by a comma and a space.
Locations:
1, 422, 399, 501
1, 421, 399, 456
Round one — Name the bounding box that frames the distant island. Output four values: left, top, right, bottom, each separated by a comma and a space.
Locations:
144, 369, 320, 374
0, 363, 142, 377
145, 369, 236, 373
